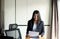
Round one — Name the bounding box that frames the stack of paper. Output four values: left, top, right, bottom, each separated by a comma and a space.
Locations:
30, 38, 39, 39
29, 31, 39, 37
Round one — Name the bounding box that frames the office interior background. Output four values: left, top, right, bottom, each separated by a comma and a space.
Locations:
0, 0, 60, 39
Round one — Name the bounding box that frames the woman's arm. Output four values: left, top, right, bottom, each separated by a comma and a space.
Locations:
41, 21, 44, 37
26, 20, 32, 37
26, 21, 30, 37
26, 21, 30, 35
39, 21, 44, 37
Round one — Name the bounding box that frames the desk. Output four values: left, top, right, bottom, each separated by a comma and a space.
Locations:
26, 35, 45, 39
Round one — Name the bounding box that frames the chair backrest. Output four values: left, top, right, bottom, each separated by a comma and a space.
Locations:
9, 24, 18, 30
5, 24, 22, 39
5, 29, 22, 39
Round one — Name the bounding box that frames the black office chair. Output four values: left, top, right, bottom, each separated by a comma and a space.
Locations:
9, 24, 18, 30
5, 24, 22, 39
0, 36, 14, 39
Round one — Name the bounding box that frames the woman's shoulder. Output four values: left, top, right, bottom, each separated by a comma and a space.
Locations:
28, 20, 32, 22
40, 21, 43, 23
28, 20, 32, 23
40, 21, 43, 22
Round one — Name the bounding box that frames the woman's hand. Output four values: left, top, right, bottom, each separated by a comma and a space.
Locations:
41, 35, 43, 37
26, 34, 30, 37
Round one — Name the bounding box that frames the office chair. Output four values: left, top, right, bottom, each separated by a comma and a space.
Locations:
9, 24, 18, 30
5, 24, 22, 39
0, 36, 14, 39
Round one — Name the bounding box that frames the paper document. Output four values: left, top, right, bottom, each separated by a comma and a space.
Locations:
29, 31, 39, 36
30, 38, 39, 39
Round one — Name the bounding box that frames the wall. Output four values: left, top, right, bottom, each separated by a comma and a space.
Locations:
16, 0, 52, 25
57, 0, 60, 39
4, 0, 52, 39
4, 0, 15, 29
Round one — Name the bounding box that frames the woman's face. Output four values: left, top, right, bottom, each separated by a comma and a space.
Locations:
34, 14, 38, 21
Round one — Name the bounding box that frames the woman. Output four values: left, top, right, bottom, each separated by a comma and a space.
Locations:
26, 10, 44, 38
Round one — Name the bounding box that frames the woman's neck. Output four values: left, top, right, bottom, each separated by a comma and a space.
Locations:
34, 20, 38, 24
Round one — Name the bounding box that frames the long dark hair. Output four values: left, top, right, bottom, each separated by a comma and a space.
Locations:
31, 10, 42, 23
